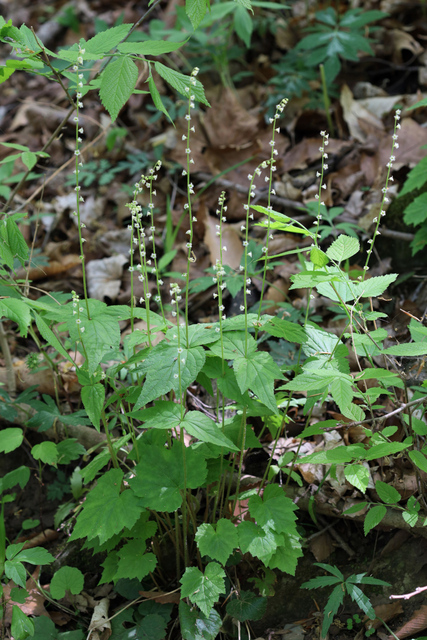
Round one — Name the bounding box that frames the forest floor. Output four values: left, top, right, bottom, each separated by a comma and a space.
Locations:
2, 0, 427, 638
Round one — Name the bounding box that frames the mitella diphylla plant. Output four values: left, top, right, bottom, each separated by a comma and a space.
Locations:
0, 18, 425, 636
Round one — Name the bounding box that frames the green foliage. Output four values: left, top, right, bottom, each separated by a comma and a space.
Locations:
0, 7, 425, 640
302, 563, 390, 639
267, 6, 386, 110
394, 154, 427, 254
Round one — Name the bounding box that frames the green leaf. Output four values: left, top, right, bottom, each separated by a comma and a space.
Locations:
180, 562, 226, 616
148, 75, 173, 124
248, 484, 298, 534
234, 351, 281, 414
262, 317, 306, 343
179, 601, 222, 640
234, 6, 252, 47
57, 438, 86, 465
403, 192, 427, 226
346, 583, 375, 619
383, 342, 427, 357
154, 61, 210, 106
15, 547, 54, 564
226, 590, 267, 622
118, 40, 187, 56
181, 412, 238, 450
409, 450, 427, 473
267, 532, 303, 575
79, 24, 130, 54
129, 442, 207, 512
310, 246, 329, 267
0, 427, 23, 453
0, 298, 31, 336
134, 342, 205, 409
21, 151, 37, 171
34, 313, 74, 364
81, 383, 105, 431
5, 558, 27, 587
322, 584, 345, 638
353, 274, 397, 299
238, 521, 279, 564
209, 331, 257, 359
99, 57, 138, 122
114, 540, 157, 582
1, 216, 29, 266
375, 481, 400, 504
31, 442, 58, 467
69, 469, 143, 544
133, 614, 168, 640
0, 466, 29, 493
402, 508, 419, 527
364, 505, 387, 535
185, 0, 209, 29
195, 519, 238, 565
66, 301, 121, 376
50, 566, 84, 599
326, 235, 360, 262
330, 378, 354, 419
344, 464, 370, 492
11, 605, 34, 640
129, 401, 182, 428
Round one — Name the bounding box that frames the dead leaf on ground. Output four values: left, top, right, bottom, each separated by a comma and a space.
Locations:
86, 255, 128, 301
389, 603, 427, 639
340, 84, 385, 143
1, 568, 49, 628
200, 201, 243, 269
309, 531, 334, 562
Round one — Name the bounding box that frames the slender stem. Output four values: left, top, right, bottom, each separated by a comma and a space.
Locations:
0, 321, 15, 394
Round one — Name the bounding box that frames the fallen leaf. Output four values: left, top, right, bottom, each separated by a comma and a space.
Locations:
389, 603, 427, 639
86, 255, 128, 300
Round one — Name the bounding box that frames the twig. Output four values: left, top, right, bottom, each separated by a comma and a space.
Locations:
390, 585, 427, 600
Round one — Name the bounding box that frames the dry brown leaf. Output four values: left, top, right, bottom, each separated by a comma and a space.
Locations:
340, 84, 385, 143
309, 531, 334, 562
390, 604, 427, 639
17, 529, 60, 549
201, 204, 242, 269
387, 29, 424, 64
1, 568, 49, 627
281, 136, 351, 172
87, 597, 111, 639
86, 255, 128, 301
364, 602, 403, 630
264, 278, 289, 313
